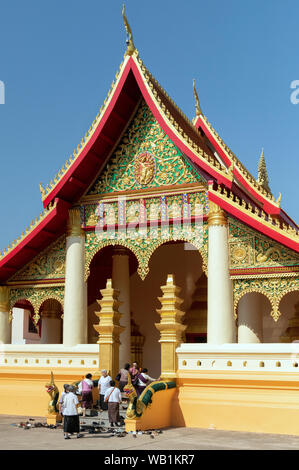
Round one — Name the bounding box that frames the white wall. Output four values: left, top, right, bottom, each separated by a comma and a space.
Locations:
11, 308, 41, 345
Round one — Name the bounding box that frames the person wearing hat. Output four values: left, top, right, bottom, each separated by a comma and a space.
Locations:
62, 385, 83, 439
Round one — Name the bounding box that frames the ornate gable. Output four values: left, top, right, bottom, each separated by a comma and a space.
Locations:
87, 100, 206, 196
9, 236, 65, 282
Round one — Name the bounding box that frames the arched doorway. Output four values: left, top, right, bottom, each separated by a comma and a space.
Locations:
130, 240, 204, 377
11, 300, 40, 344
279, 291, 299, 342
237, 292, 271, 343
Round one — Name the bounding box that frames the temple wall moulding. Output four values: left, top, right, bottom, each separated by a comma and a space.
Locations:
9, 286, 65, 325
84, 222, 208, 282
229, 218, 299, 271
233, 277, 299, 322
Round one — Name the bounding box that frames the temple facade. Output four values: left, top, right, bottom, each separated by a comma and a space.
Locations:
0, 7, 298, 435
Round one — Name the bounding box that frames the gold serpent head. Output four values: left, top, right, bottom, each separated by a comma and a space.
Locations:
122, 4, 136, 56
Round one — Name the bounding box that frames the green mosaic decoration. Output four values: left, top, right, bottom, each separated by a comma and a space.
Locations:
233, 277, 299, 321
88, 100, 206, 195
9, 236, 66, 282
229, 218, 299, 270
10, 286, 64, 324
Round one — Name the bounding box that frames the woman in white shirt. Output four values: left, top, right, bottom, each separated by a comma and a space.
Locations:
63, 385, 83, 439
58, 384, 69, 417
104, 380, 122, 427
98, 369, 112, 411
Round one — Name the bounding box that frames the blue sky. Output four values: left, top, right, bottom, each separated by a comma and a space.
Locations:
0, 0, 298, 250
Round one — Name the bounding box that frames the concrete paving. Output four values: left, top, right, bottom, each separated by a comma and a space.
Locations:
1, 415, 299, 450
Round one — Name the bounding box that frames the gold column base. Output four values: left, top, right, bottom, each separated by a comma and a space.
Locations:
46, 413, 62, 425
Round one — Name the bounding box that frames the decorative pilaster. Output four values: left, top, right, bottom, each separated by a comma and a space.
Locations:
93, 279, 125, 379
63, 208, 87, 346
112, 247, 131, 367
0, 286, 11, 344
207, 201, 235, 343
155, 274, 186, 381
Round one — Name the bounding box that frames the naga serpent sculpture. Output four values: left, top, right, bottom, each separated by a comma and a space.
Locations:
123, 373, 176, 419
45, 371, 59, 415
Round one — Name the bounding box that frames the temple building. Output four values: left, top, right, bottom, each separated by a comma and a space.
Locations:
0, 7, 298, 435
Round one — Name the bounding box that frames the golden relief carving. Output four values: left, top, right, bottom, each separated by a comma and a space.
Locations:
134, 152, 156, 185
84, 222, 208, 282
9, 286, 64, 325
229, 218, 299, 271
233, 277, 299, 322
208, 201, 227, 226
87, 100, 204, 195
0, 286, 10, 312
9, 236, 66, 282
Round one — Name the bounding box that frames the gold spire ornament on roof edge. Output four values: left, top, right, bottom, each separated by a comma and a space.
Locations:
193, 79, 203, 117
257, 148, 271, 194
122, 4, 136, 56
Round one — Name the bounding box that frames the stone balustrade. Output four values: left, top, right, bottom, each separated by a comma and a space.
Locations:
0, 344, 99, 369
176, 343, 299, 372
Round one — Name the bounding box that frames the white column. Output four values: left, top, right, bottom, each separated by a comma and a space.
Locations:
40, 300, 62, 344
63, 208, 87, 346
207, 202, 235, 344
40, 318, 61, 343
0, 287, 11, 344
238, 293, 263, 343
112, 247, 131, 367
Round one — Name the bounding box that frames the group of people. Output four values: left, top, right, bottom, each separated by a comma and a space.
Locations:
58, 362, 159, 438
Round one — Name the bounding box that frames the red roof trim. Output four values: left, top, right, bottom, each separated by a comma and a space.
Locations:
195, 115, 280, 215
208, 191, 299, 252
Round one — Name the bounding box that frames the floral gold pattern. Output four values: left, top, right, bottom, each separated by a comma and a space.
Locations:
88, 100, 204, 195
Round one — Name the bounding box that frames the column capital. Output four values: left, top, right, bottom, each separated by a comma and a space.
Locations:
112, 246, 129, 257
0, 286, 10, 311
41, 299, 61, 319
208, 201, 227, 227
67, 208, 84, 237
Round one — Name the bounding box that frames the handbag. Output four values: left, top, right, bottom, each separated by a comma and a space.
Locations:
104, 387, 115, 403
115, 372, 121, 382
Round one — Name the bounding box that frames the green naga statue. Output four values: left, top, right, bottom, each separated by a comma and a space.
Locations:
123, 373, 176, 419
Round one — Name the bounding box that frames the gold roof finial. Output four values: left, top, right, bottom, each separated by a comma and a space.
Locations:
257, 148, 271, 194
122, 4, 136, 56
193, 79, 203, 116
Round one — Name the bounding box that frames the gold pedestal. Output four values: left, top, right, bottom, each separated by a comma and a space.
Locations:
93, 279, 125, 380
155, 274, 186, 381
46, 413, 62, 425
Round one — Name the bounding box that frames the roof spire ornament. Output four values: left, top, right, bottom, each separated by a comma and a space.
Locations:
193, 79, 203, 116
122, 4, 136, 56
257, 148, 271, 194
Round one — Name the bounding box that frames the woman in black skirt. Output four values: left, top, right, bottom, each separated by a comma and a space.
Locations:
62, 385, 83, 439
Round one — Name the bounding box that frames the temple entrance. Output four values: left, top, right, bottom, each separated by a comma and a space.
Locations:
88, 241, 206, 378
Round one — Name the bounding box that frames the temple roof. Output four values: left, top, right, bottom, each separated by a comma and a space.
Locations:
0, 30, 298, 281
